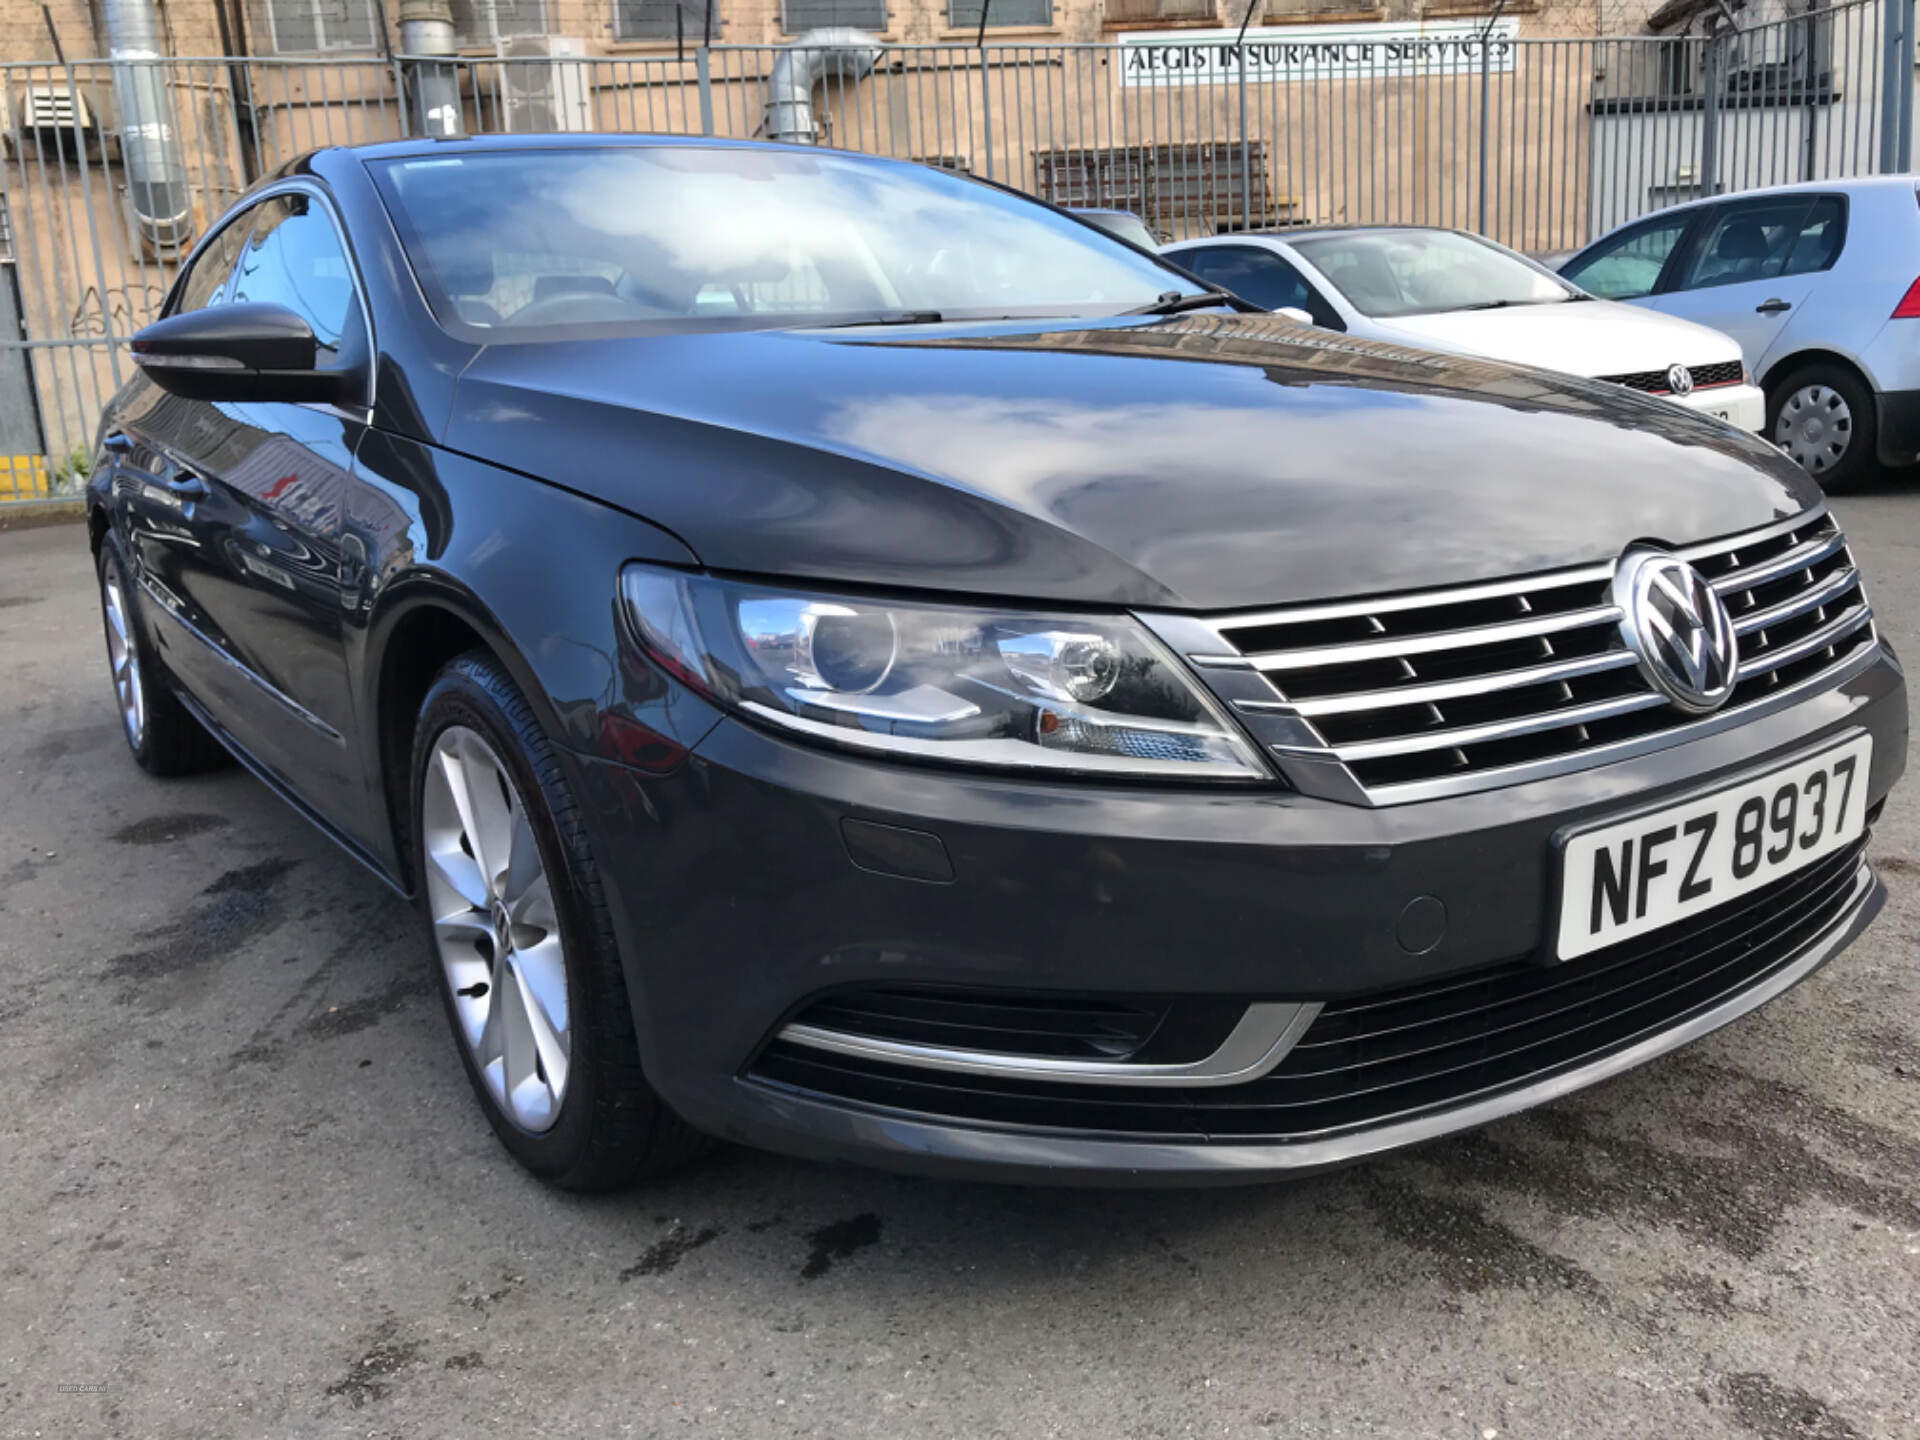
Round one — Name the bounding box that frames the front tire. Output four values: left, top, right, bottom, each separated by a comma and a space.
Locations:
96, 534, 227, 776
1770, 363, 1877, 493
409, 652, 702, 1191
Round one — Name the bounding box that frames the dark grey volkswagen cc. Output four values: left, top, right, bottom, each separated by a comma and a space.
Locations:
87, 135, 1906, 1189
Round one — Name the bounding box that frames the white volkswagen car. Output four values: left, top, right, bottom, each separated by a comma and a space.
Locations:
1165, 226, 1765, 433
1559, 177, 1920, 491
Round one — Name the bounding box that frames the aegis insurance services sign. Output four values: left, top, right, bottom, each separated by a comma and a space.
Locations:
1119, 18, 1521, 87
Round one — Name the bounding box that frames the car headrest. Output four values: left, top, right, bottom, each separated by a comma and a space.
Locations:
433, 242, 495, 298
1715, 221, 1770, 262
532, 273, 618, 302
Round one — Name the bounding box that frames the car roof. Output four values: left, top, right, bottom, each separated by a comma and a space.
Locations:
1168, 224, 1473, 247
1586, 173, 1918, 231
283, 131, 926, 174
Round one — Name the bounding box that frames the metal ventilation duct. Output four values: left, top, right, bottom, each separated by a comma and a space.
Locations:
103, 0, 192, 248
763, 30, 881, 145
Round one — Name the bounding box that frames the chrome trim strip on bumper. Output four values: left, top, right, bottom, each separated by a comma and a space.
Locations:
778, 1000, 1324, 1088
747, 861, 1882, 1177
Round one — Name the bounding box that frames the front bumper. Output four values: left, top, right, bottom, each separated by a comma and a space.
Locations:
563, 644, 1905, 1183
1672, 382, 1766, 433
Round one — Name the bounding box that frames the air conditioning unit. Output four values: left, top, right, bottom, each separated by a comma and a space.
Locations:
18, 85, 95, 160
496, 35, 594, 133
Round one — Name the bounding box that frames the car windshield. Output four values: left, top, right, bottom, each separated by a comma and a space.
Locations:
1291, 229, 1579, 319
370, 145, 1203, 337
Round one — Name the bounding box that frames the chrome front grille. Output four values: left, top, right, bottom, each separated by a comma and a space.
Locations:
1151, 507, 1877, 804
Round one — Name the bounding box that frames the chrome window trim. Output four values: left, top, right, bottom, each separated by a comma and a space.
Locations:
778, 1000, 1323, 1088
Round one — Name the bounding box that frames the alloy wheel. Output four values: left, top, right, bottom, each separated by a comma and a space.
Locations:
102, 567, 145, 749
421, 725, 571, 1133
1775, 383, 1853, 475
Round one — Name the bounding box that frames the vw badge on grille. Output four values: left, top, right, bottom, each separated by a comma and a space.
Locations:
1666, 363, 1694, 396
1613, 548, 1738, 713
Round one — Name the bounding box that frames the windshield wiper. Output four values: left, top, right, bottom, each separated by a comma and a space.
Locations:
1460, 296, 1578, 311
1125, 290, 1240, 316
812, 310, 946, 329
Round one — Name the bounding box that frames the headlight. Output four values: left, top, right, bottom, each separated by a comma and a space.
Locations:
620, 564, 1268, 780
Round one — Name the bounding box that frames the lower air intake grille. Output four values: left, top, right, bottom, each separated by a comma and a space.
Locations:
748, 840, 1869, 1142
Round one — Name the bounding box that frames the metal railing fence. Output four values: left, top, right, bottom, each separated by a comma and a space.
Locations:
1, 0, 1912, 496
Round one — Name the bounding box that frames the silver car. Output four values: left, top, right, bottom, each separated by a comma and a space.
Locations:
1559, 176, 1920, 492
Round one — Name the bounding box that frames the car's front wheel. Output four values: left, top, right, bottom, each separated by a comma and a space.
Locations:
409, 652, 701, 1190
1770, 362, 1877, 493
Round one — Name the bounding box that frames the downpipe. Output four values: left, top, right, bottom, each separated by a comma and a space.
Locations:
763, 29, 881, 145
399, 0, 464, 138
102, 0, 192, 251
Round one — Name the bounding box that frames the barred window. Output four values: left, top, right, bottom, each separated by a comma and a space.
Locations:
949, 0, 1052, 26
1105, 0, 1214, 23
451, 0, 549, 46
614, 0, 721, 40
259, 0, 379, 53
783, 0, 888, 31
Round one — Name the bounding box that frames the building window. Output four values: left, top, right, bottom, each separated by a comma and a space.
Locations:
259, 0, 379, 53
1104, 0, 1215, 25
1265, 0, 1384, 19
452, 0, 549, 46
949, 0, 1052, 26
783, 0, 888, 31
615, 0, 721, 40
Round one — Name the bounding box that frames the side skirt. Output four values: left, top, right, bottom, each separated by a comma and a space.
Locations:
171, 683, 411, 900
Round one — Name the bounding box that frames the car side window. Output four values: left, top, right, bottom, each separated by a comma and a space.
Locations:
227, 193, 363, 352
1561, 214, 1692, 299
1781, 196, 1846, 276
1677, 197, 1816, 290
1177, 246, 1344, 329
172, 216, 252, 314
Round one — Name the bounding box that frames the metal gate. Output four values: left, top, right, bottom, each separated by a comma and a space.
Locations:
3, 0, 1913, 497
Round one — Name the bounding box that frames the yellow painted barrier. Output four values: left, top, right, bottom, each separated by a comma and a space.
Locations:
0, 455, 51, 501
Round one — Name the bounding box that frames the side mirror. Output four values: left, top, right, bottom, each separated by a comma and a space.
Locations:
1275, 306, 1318, 327
132, 302, 359, 406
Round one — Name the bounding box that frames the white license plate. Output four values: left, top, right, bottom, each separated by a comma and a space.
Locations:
1555, 734, 1872, 961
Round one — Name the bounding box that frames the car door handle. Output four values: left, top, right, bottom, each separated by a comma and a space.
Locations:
1755, 298, 1792, 315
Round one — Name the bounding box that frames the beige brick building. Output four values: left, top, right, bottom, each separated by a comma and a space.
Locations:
10, 0, 1630, 65
0, 0, 1715, 478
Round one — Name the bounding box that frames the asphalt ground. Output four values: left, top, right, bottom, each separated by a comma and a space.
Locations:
2, 493, 1918, 1440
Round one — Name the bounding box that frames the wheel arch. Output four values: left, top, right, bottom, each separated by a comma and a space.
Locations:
364, 578, 561, 894
1759, 346, 1875, 396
